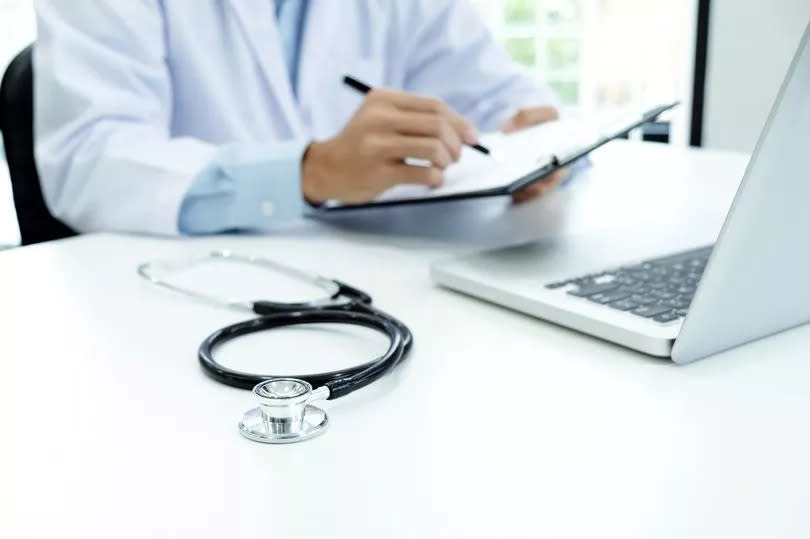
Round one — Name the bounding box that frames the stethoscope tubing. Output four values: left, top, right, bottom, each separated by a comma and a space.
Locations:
198, 304, 412, 399
139, 253, 412, 401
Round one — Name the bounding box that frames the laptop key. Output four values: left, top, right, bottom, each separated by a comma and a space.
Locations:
619, 283, 648, 294
665, 298, 691, 309
588, 290, 631, 304
631, 305, 673, 318
609, 300, 639, 311
567, 282, 619, 297
630, 294, 658, 305
654, 311, 682, 323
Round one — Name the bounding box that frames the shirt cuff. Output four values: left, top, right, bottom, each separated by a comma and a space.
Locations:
178, 139, 309, 234
563, 156, 591, 185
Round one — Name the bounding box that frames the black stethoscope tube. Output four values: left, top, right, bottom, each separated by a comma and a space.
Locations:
139, 253, 413, 401
198, 295, 412, 399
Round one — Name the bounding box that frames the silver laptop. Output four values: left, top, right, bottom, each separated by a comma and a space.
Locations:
432, 22, 810, 364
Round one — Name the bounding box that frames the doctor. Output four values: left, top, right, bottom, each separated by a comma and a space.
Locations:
34, 0, 565, 235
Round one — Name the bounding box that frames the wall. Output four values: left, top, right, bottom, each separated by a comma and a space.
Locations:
703, 0, 810, 153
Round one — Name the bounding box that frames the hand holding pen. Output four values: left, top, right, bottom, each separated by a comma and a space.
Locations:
343, 76, 492, 156
301, 77, 485, 204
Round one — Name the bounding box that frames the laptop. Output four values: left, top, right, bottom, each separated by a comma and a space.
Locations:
431, 22, 810, 364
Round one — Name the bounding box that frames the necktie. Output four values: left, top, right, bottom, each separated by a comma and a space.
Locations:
274, 0, 305, 96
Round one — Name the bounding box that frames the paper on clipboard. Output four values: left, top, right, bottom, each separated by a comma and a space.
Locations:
373, 116, 600, 202
320, 102, 679, 209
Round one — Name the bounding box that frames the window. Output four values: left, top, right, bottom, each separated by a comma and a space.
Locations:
470, 0, 696, 145
0, 0, 35, 71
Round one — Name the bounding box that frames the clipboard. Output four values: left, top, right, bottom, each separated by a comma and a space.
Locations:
316, 102, 680, 212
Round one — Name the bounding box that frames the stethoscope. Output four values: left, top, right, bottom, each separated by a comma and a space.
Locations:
137, 251, 412, 444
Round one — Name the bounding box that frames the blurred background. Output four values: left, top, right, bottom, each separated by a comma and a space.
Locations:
470, 0, 694, 139
1, 0, 809, 247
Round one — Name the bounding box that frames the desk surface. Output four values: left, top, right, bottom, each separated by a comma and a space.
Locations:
3, 142, 810, 538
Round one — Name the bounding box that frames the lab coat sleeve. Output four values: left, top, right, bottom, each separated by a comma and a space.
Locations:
397, 0, 560, 132
34, 0, 199, 234
34, 1, 307, 235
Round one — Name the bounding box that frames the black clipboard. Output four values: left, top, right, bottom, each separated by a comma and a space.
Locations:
316, 102, 680, 212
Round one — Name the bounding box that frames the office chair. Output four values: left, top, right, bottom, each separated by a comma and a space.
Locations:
0, 45, 75, 245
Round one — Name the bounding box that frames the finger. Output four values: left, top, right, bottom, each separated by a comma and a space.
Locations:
501, 106, 560, 133
380, 135, 454, 168
538, 168, 567, 191
444, 111, 479, 147
512, 183, 545, 204
384, 162, 444, 188
367, 88, 446, 114
512, 168, 568, 204
368, 88, 479, 144
547, 168, 568, 187
389, 111, 463, 161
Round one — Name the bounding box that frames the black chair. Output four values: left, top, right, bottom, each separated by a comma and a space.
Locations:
0, 45, 75, 245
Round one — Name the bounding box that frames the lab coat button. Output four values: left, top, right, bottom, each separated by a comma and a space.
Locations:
261, 201, 276, 217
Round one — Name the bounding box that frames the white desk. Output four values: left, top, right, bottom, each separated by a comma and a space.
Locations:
3, 141, 810, 538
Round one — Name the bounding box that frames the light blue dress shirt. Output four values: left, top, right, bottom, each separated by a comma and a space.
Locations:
179, 0, 309, 234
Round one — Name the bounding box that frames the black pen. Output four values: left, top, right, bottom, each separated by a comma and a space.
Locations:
342, 75, 491, 156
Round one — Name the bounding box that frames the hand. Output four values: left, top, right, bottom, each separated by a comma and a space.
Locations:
500, 106, 559, 134
302, 89, 479, 204
500, 106, 567, 204
511, 168, 568, 203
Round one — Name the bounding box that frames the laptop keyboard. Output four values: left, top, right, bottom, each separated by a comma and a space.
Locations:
544, 246, 714, 324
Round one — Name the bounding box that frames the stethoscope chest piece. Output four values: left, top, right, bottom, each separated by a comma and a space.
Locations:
239, 378, 330, 444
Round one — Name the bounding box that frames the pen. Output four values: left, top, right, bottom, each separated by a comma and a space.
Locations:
342, 75, 491, 156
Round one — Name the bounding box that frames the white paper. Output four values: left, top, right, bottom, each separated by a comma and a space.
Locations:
372, 117, 601, 203
319, 106, 661, 209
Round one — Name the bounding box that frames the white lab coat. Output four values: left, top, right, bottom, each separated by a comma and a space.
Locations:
34, 0, 558, 234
